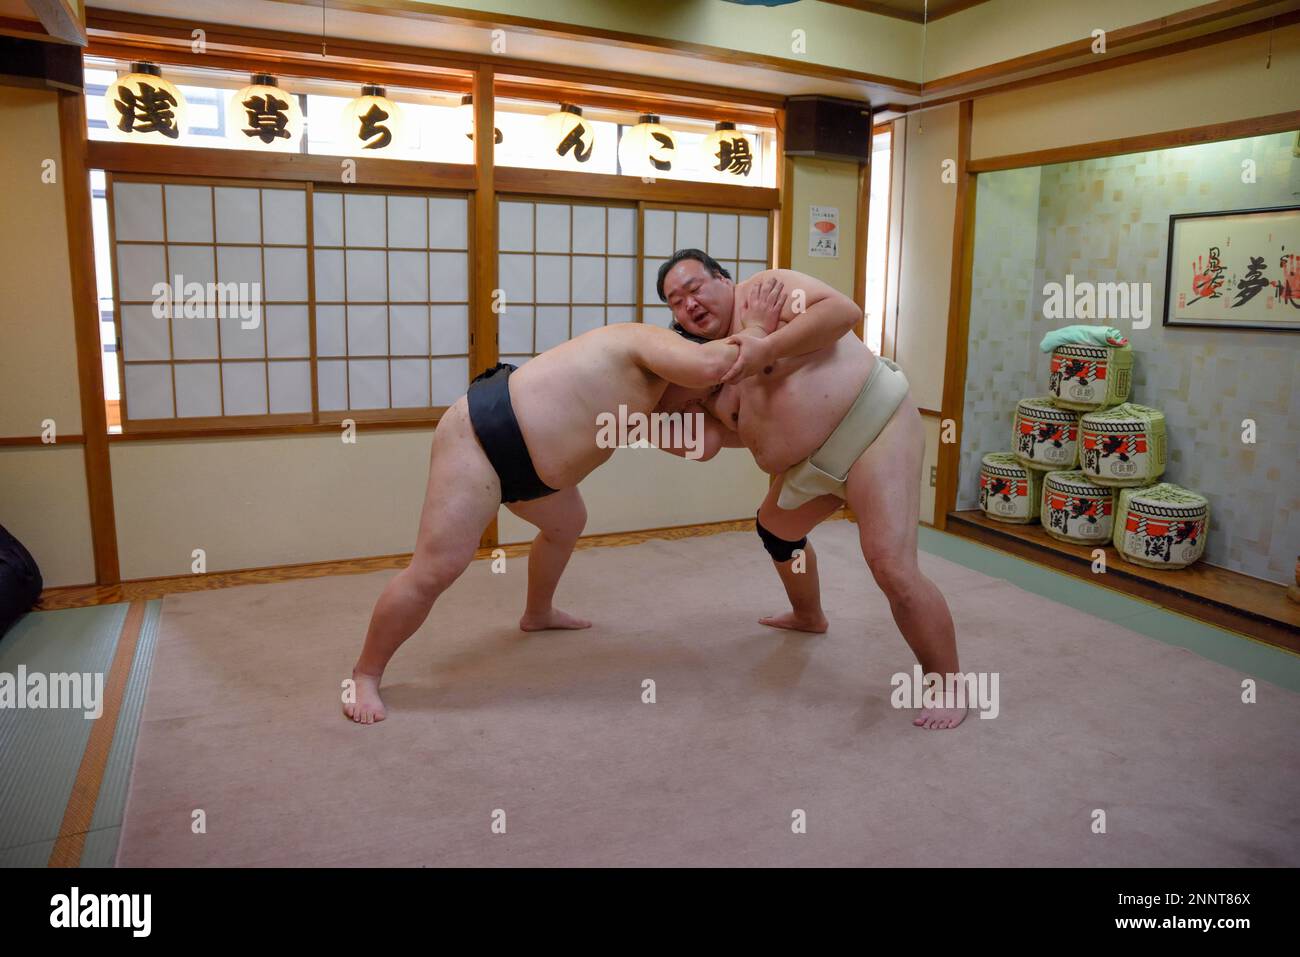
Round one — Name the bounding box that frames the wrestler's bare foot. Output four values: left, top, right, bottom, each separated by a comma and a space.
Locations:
343, 670, 387, 724
758, 610, 828, 634
913, 706, 967, 730
519, 608, 592, 632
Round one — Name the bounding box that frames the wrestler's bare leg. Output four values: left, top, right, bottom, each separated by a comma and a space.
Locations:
754, 477, 843, 633
506, 486, 592, 632
345, 397, 501, 724
842, 394, 964, 730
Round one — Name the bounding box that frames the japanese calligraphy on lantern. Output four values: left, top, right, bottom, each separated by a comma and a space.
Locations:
808, 205, 839, 259
1163, 205, 1300, 331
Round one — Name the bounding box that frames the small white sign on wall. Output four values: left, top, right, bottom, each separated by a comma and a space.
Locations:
808, 205, 839, 258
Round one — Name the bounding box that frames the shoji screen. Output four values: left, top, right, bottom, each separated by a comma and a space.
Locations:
313, 190, 471, 412
110, 179, 313, 424
496, 199, 638, 365
640, 207, 772, 329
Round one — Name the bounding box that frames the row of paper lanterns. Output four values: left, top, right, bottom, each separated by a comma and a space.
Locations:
105, 62, 756, 177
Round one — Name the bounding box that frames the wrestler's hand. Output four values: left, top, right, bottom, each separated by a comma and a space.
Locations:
739, 276, 788, 335
720, 332, 775, 383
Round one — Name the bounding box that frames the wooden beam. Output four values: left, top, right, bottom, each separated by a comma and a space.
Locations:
472, 68, 498, 550
495, 166, 780, 210
86, 140, 477, 190
851, 156, 870, 340
969, 109, 1300, 173
26, 0, 86, 46
58, 91, 120, 584
933, 100, 975, 531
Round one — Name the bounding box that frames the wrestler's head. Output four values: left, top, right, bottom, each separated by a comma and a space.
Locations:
657, 249, 734, 341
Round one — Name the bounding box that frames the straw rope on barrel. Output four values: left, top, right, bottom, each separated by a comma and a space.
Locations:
978, 452, 1043, 524
1113, 483, 1210, 570
1040, 470, 1115, 544
1047, 343, 1133, 411
1079, 402, 1167, 487
1013, 397, 1081, 471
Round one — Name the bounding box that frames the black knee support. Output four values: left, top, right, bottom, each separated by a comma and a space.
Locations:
756, 514, 807, 564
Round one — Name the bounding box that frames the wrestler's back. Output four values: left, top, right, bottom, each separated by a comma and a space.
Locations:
508, 323, 666, 489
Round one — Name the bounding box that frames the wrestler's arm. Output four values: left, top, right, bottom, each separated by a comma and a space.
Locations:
723, 269, 861, 382
635, 324, 739, 390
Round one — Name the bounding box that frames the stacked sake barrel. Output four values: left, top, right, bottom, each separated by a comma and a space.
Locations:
977, 335, 1207, 570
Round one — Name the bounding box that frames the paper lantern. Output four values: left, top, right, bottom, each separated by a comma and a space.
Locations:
1041, 470, 1115, 544
1079, 402, 1167, 487
1047, 342, 1133, 411
618, 114, 675, 177
340, 85, 406, 155
978, 452, 1043, 524
103, 62, 188, 144
542, 104, 594, 168
226, 74, 302, 152
701, 121, 754, 179
456, 94, 502, 145
1113, 483, 1209, 569
1013, 396, 1080, 470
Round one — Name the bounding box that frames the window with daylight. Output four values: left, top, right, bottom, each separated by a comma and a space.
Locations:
104, 175, 472, 431
640, 207, 773, 329
497, 199, 638, 364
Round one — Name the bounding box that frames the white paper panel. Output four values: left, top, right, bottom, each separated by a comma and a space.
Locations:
430, 305, 469, 355
571, 255, 604, 303
345, 249, 387, 301
499, 305, 533, 354
120, 305, 170, 361
430, 357, 469, 406
643, 208, 674, 256
222, 361, 268, 416
167, 244, 215, 291
642, 259, 663, 305
498, 201, 533, 252
172, 313, 219, 360
608, 207, 635, 255
386, 195, 427, 249
348, 358, 389, 409
317, 359, 347, 410
123, 363, 173, 419
313, 192, 343, 246
214, 187, 261, 244
643, 306, 673, 328
739, 214, 768, 261
535, 255, 570, 303
220, 310, 265, 359
607, 257, 635, 304
429, 252, 468, 302
572, 205, 605, 254
708, 213, 738, 259
314, 249, 344, 301
571, 305, 604, 337
261, 189, 306, 245
163, 185, 212, 243
263, 247, 308, 301
174, 362, 221, 417
535, 203, 571, 253
265, 305, 310, 358
391, 358, 431, 408
315, 305, 346, 357
344, 193, 386, 247
389, 304, 429, 355
115, 244, 166, 301
535, 306, 569, 351
268, 360, 312, 413
676, 211, 707, 250
606, 305, 636, 325
429, 197, 468, 249
114, 182, 164, 242
215, 245, 262, 290
347, 304, 388, 356
388, 250, 428, 302
498, 253, 533, 305
737, 260, 766, 281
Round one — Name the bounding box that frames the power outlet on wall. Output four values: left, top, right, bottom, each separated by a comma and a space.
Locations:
929, 466, 937, 487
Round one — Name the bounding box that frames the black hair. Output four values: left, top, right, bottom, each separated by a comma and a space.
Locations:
655, 248, 731, 303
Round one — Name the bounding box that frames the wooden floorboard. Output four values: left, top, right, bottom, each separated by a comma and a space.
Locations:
947, 509, 1299, 655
